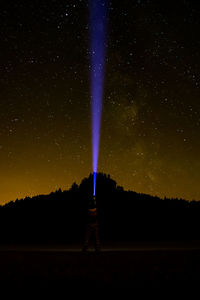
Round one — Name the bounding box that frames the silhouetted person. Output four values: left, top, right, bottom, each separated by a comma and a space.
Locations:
82, 195, 100, 253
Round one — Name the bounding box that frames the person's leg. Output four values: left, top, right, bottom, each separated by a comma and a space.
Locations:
82, 224, 91, 252
94, 225, 101, 252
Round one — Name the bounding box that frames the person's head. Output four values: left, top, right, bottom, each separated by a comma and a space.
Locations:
88, 207, 97, 216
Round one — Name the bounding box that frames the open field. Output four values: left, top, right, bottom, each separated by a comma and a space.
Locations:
0, 242, 200, 289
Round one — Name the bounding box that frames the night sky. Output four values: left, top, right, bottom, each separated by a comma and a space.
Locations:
1, 0, 200, 204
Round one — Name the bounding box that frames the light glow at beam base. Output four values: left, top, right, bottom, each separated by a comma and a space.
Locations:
93, 171, 97, 196
89, 0, 108, 196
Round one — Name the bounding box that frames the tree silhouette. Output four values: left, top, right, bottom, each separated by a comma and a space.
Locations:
0, 172, 199, 244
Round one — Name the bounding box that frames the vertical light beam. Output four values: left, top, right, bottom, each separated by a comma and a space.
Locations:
89, 0, 108, 196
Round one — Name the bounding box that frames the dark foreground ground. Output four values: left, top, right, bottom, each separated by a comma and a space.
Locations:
0, 241, 200, 289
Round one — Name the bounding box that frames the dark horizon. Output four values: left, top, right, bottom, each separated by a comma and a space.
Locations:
1, 172, 199, 207
0, 172, 200, 246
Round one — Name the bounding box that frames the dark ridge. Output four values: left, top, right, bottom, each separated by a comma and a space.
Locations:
0, 172, 199, 244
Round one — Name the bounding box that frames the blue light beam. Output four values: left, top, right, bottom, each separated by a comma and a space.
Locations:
89, 0, 108, 196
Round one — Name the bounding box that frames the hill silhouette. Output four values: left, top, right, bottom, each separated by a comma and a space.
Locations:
0, 173, 199, 244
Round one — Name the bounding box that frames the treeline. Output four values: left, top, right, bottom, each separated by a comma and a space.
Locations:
0, 173, 199, 244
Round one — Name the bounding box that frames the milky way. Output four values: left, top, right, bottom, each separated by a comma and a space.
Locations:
0, 0, 200, 203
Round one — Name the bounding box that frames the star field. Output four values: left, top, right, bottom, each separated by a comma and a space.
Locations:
0, 0, 200, 203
